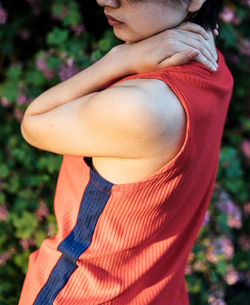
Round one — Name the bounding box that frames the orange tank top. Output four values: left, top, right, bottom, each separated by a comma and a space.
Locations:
18, 49, 234, 305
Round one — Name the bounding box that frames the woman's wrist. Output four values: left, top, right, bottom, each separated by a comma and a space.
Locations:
106, 44, 135, 77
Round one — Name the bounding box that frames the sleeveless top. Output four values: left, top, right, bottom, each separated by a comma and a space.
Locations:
18, 49, 234, 305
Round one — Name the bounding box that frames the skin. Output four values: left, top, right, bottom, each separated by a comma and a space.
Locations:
21, 0, 219, 184
97, 0, 206, 43
97, 0, 218, 69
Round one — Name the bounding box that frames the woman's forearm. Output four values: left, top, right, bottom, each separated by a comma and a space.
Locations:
23, 46, 131, 116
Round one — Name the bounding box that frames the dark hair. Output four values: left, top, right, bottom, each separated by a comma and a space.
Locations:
183, 0, 224, 31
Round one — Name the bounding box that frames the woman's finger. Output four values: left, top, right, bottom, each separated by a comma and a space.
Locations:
158, 49, 199, 69
168, 33, 217, 66
176, 21, 209, 40
213, 29, 219, 36
159, 49, 217, 71
183, 31, 217, 61
194, 52, 217, 71
167, 28, 216, 62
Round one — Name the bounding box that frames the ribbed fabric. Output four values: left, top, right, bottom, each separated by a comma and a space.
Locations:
18, 49, 234, 305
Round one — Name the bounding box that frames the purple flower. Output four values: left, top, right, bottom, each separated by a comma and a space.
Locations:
223, 264, 239, 285
238, 235, 250, 251
208, 296, 227, 305
208, 287, 226, 305
206, 245, 219, 263
0, 252, 10, 265
58, 60, 80, 81
220, 7, 241, 25
19, 237, 35, 251
36, 57, 55, 79
0, 205, 8, 222
36, 57, 47, 71
238, 39, 250, 57
185, 263, 193, 275
215, 191, 242, 229
241, 139, 250, 157
226, 207, 242, 229
71, 23, 85, 36
14, 108, 24, 122
34, 200, 49, 222
17, 94, 28, 105
0, 4, 8, 25
43, 68, 55, 80
202, 210, 210, 226
0, 97, 11, 107
214, 236, 234, 260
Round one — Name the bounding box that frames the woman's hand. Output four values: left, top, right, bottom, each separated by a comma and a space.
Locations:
117, 22, 219, 74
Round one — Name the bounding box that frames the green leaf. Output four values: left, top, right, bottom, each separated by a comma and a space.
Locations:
13, 198, 28, 213
46, 56, 61, 69
34, 231, 47, 248
47, 156, 61, 173
0, 40, 13, 55
8, 174, 20, 194
210, 271, 219, 283
244, 119, 250, 132
62, 2, 81, 27
1, 81, 18, 102
10, 148, 26, 162
0, 193, 6, 204
65, 40, 84, 57
216, 213, 230, 233
0, 164, 10, 179
25, 70, 45, 86
219, 23, 237, 48
98, 39, 112, 52
12, 211, 38, 239
196, 251, 206, 262
6, 65, 22, 80
91, 50, 102, 61
0, 233, 6, 248
47, 27, 69, 46
0, 299, 10, 305
37, 155, 61, 173
51, 3, 65, 17
186, 275, 202, 293
13, 252, 30, 274
215, 260, 227, 275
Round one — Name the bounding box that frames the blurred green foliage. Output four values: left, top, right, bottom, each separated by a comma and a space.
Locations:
0, 0, 249, 304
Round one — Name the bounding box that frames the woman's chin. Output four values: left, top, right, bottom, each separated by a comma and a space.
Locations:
113, 28, 143, 43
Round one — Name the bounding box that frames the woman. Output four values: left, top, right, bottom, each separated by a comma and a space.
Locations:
18, 0, 233, 304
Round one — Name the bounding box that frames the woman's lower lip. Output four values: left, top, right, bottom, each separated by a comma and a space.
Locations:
107, 17, 123, 26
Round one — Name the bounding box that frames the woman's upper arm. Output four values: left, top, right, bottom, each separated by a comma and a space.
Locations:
20, 81, 170, 158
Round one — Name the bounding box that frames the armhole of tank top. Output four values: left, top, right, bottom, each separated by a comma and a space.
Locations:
80, 71, 192, 194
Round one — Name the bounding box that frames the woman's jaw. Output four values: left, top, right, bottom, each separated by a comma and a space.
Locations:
98, 0, 189, 43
